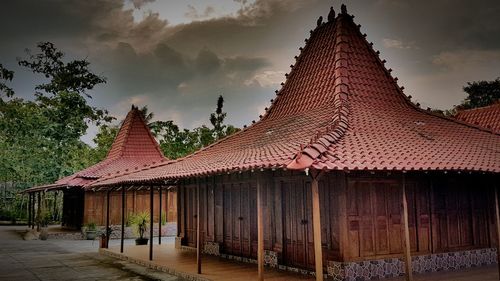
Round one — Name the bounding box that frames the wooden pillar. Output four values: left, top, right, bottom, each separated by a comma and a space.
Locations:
28, 193, 32, 228
31, 193, 35, 229
159, 186, 162, 245
106, 189, 110, 248
311, 170, 323, 281
494, 186, 500, 280
53, 191, 58, 221
150, 185, 154, 261
37, 192, 41, 231
196, 179, 202, 274
257, 174, 264, 281
402, 174, 413, 281
120, 186, 125, 253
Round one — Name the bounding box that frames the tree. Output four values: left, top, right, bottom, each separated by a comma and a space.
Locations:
459, 78, 500, 110
210, 95, 227, 140
0, 64, 14, 99
91, 124, 119, 161
0, 42, 114, 186
15, 42, 114, 181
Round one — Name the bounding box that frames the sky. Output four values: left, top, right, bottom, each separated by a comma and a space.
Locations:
1, 0, 500, 145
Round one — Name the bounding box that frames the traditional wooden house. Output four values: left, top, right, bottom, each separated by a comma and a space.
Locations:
455, 102, 500, 133
25, 106, 177, 229
90, 5, 499, 281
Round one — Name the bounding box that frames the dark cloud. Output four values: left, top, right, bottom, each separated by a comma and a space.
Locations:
1, 0, 500, 142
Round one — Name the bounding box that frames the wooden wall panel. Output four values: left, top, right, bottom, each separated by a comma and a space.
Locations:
82, 189, 177, 226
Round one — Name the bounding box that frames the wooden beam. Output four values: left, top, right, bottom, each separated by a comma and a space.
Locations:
120, 186, 125, 253
311, 170, 324, 281
494, 186, 500, 280
159, 186, 162, 245
196, 179, 202, 274
150, 185, 154, 261
106, 190, 110, 248
402, 174, 413, 281
257, 174, 264, 281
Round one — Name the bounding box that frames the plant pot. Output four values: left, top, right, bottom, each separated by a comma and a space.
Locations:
135, 238, 149, 245
86, 230, 97, 240
99, 234, 108, 248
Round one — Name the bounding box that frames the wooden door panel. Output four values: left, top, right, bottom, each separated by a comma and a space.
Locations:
185, 185, 197, 248
223, 184, 232, 252
282, 181, 313, 270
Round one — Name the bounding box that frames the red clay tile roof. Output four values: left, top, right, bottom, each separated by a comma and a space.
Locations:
25, 106, 167, 192
455, 103, 500, 133
90, 8, 500, 187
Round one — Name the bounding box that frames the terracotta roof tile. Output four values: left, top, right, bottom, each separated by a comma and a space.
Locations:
455, 103, 500, 133
90, 8, 499, 187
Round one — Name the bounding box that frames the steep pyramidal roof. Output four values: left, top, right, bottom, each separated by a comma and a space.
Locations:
26, 106, 166, 192
91, 6, 499, 187
455, 103, 500, 134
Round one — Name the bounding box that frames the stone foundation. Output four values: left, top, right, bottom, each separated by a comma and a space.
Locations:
327, 248, 498, 281
264, 250, 278, 268
203, 242, 220, 256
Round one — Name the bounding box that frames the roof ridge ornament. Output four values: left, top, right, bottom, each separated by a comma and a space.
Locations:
316, 16, 323, 27
341, 4, 347, 15
328, 7, 336, 22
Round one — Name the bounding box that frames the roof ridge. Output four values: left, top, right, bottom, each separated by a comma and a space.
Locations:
287, 11, 352, 170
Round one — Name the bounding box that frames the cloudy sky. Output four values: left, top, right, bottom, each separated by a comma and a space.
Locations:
1, 0, 500, 144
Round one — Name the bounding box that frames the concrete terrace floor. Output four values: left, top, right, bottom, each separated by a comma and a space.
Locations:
0, 225, 184, 281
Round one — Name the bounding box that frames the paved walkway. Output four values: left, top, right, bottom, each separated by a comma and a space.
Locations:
0, 225, 184, 281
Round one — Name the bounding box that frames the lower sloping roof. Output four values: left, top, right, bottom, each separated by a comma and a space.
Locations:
455, 103, 500, 134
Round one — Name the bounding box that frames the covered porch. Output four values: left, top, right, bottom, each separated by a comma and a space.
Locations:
101, 242, 314, 281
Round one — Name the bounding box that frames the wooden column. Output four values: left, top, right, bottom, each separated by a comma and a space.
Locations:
37, 192, 41, 231
494, 186, 500, 280
257, 174, 264, 281
28, 193, 32, 228
159, 186, 162, 245
150, 185, 154, 261
196, 179, 202, 274
31, 193, 35, 229
311, 170, 323, 281
402, 174, 413, 281
106, 189, 110, 248
53, 191, 57, 221
120, 186, 125, 253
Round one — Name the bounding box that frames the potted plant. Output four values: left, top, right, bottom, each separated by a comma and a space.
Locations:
130, 212, 149, 245
84, 222, 98, 240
